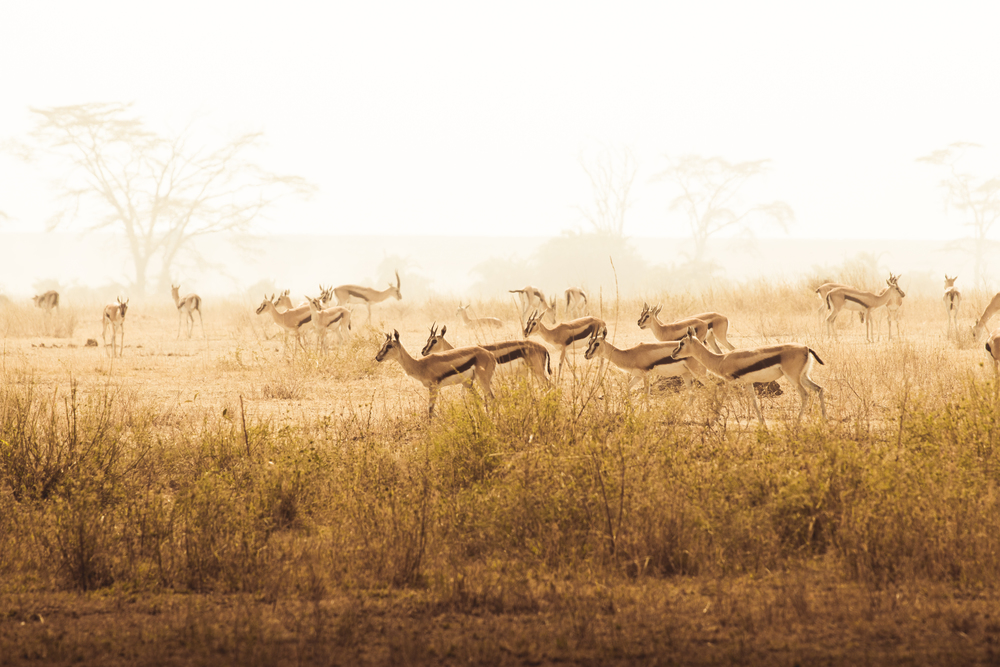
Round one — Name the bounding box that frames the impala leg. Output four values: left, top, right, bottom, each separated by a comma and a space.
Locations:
747, 385, 765, 425
197, 310, 205, 339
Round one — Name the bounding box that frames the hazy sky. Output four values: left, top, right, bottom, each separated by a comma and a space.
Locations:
2, 2, 999, 241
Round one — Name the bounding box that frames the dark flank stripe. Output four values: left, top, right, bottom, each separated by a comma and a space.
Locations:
297, 315, 312, 328
987, 342, 993, 355
325, 314, 343, 328
844, 295, 868, 307
730, 355, 782, 380
347, 290, 368, 300
564, 326, 597, 346
644, 356, 684, 371
492, 348, 526, 365
437, 356, 478, 382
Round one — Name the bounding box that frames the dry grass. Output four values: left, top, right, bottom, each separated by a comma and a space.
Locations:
2, 285, 1000, 665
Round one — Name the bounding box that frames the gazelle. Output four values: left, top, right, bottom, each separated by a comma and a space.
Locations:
274, 289, 294, 312
815, 282, 865, 325
985, 329, 1000, 377
456, 303, 503, 329
421, 322, 551, 382
584, 326, 706, 395
636, 304, 721, 352
523, 310, 605, 379
376, 329, 496, 418
255, 295, 312, 351
825, 274, 905, 342
171, 284, 204, 339
671, 326, 827, 425
334, 271, 401, 323
565, 287, 588, 318
972, 293, 1000, 341
32, 290, 59, 315
510, 286, 555, 326
306, 296, 352, 352
943, 275, 961, 333
102, 297, 129, 358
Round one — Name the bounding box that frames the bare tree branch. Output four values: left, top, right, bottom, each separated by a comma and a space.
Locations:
19, 103, 316, 295
577, 146, 637, 237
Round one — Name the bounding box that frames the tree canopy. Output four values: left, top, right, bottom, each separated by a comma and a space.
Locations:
21, 103, 314, 296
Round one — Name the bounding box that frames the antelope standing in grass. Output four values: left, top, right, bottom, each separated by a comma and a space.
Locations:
815, 282, 865, 325
456, 303, 503, 329
306, 296, 351, 352
523, 310, 605, 380
825, 274, 905, 342
171, 284, 204, 339
102, 297, 129, 358
510, 286, 555, 326
422, 323, 551, 382
32, 290, 59, 315
584, 326, 706, 395
255, 295, 312, 351
274, 289, 294, 312
565, 287, 588, 318
973, 293, 1000, 341
376, 330, 496, 418
636, 304, 730, 352
334, 271, 401, 323
671, 326, 826, 425
944, 275, 961, 333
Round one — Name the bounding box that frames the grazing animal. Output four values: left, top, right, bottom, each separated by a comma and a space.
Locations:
32, 290, 59, 314
306, 295, 352, 352
944, 275, 961, 333
171, 284, 204, 339
523, 310, 605, 380
334, 271, 401, 323
510, 286, 555, 327
376, 329, 496, 418
671, 326, 826, 425
456, 303, 503, 329
972, 293, 1000, 341
102, 297, 129, 358
584, 326, 706, 395
256, 295, 312, 351
825, 274, 905, 342
421, 322, 550, 382
637, 303, 721, 352
565, 287, 588, 318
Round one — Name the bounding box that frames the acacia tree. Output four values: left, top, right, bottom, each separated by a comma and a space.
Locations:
917, 142, 1000, 288
21, 103, 313, 296
652, 154, 793, 269
576, 146, 637, 237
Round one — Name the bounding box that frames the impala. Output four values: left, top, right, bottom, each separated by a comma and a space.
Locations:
825, 274, 905, 341
255, 295, 312, 351
102, 297, 129, 358
376, 330, 496, 418
584, 326, 706, 394
671, 326, 826, 425
171, 284, 204, 339
523, 310, 605, 379
334, 271, 401, 323
421, 323, 550, 382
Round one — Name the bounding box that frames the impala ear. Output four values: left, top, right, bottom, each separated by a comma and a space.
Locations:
600, 326, 608, 339
393, 329, 400, 342
441, 324, 447, 335
686, 326, 696, 338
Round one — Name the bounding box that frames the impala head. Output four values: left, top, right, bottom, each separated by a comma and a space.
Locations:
584, 326, 608, 360
171, 284, 180, 298
306, 295, 323, 313
255, 294, 275, 315
421, 322, 447, 356
637, 303, 661, 329
32, 294, 44, 307
274, 290, 293, 311
117, 297, 129, 318
376, 329, 402, 362
887, 273, 906, 298
523, 310, 542, 338
670, 327, 699, 360
390, 270, 402, 300
945, 274, 957, 289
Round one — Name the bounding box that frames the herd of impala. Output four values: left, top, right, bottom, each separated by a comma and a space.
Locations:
24, 271, 1000, 424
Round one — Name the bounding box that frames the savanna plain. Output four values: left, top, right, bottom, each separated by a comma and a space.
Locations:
4, 276, 1000, 666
